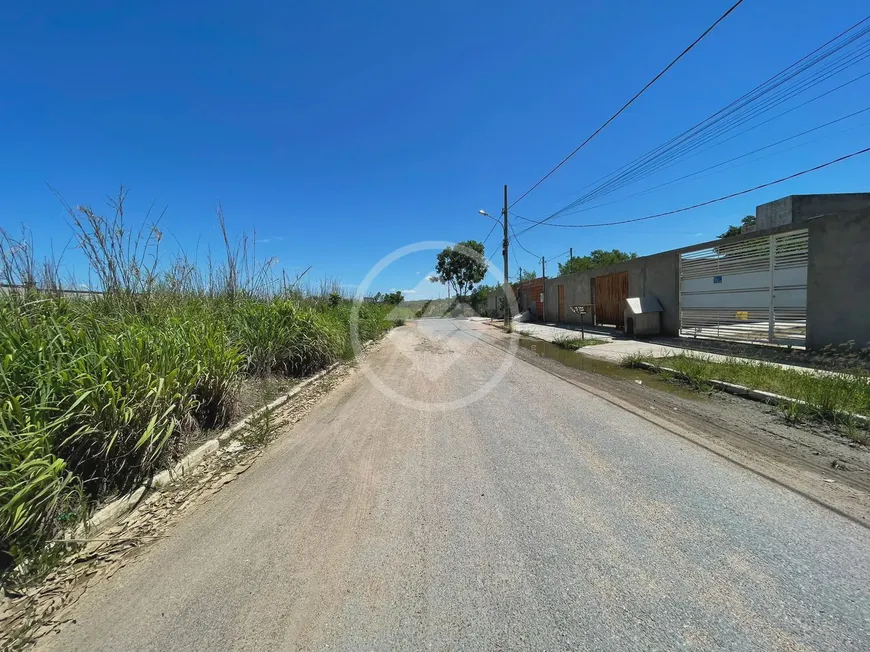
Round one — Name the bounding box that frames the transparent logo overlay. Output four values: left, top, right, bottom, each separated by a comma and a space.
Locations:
349, 241, 519, 412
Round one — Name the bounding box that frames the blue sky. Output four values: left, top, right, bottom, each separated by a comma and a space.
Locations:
2, 0, 869, 299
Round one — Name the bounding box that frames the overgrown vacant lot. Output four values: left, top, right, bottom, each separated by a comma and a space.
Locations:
0, 291, 395, 572
0, 194, 398, 575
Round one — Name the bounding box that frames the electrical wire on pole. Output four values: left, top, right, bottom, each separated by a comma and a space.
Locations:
481, 218, 500, 247
525, 14, 870, 229
549, 104, 870, 218
514, 145, 870, 233
509, 0, 746, 210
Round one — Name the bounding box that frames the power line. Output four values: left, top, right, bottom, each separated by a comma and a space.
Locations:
508, 221, 541, 259
546, 249, 571, 263
515, 145, 870, 232
573, 41, 870, 207
511, 91, 870, 225
555, 104, 870, 217
481, 218, 500, 247
516, 18, 870, 235
509, 0, 745, 209
545, 15, 870, 219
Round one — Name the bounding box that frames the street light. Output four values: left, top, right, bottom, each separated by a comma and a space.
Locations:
478, 195, 511, 328
478, 209, 501, 225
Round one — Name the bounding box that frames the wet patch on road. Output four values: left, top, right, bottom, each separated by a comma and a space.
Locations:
518, 337, 703, 401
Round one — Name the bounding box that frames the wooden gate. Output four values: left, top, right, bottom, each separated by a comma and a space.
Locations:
557, 285, 566, 322
594, 271, 628, 326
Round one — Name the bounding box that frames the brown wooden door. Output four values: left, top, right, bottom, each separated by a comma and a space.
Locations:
557, 284, 565, 322
593, 271, 628, 326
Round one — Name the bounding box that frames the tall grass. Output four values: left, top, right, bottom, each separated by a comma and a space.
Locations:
0, 192, 396, 572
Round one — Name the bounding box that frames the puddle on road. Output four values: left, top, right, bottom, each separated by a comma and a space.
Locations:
517, 337, 703, 401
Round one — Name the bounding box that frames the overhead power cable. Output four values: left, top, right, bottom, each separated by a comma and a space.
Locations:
571, 38, 870, 208
533, 13, 870, 226
481, 219, 500, 247
514, 145, 870, 232
508, 0, 745, 209
553, 104, 870, 217
508, 221, 541, 259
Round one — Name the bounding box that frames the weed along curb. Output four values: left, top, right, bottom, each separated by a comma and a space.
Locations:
630, 360, 870, 426
78, 362, 341, 539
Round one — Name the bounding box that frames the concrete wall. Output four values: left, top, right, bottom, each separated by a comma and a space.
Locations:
524, 194, 869, 348
755, 196, 793, 230
542, 251, 680, 335
756, 194, 870, 230
806, 209, 870, 350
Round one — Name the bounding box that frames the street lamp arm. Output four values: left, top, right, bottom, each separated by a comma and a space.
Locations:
478, 209, 502, 226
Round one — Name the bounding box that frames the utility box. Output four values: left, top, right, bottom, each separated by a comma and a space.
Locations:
624, 296, 663, 337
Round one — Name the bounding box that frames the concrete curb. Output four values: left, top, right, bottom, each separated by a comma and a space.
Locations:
632, 360, 869, 425
78, 362, 341, 538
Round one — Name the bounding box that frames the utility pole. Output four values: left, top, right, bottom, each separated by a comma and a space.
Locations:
541, 255, 546, 322
502, 184, 510, 329
569, 247, 573, 261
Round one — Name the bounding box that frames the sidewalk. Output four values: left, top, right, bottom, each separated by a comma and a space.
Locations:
498, 320, 843, 378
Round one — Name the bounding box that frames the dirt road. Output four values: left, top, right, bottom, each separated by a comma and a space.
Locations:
39, 320, 870, 651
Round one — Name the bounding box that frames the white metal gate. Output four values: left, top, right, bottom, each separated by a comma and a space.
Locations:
680, 230, 808, 345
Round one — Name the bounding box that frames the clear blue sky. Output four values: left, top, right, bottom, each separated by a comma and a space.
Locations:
2, 0, 869, 299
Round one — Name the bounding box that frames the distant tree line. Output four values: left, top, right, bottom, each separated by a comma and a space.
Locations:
371, 290, 404, 305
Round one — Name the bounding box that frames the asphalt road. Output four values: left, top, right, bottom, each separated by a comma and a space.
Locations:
41, 319, 870, 651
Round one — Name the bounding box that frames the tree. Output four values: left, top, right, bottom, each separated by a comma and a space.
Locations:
434, 240, 487, 297
557, 249, 637, 276
719, 215, 756, 238
383, 290, 404, 304
517, 269, 536, 282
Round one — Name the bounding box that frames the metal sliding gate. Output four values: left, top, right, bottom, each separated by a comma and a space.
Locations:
679, 230, 808, 346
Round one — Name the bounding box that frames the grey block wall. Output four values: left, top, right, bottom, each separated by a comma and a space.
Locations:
542, 252, 680, 335
806, 209, 870, 351
756, 194, 870, 230
527, 193, 869, 347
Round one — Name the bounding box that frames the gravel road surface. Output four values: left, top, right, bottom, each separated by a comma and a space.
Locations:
40, 319, 870, 651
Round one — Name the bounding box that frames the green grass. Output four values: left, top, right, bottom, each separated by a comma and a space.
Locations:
0, 197, 404, 574
0, 292, 397, 572
552, 334, 606, 350
623, 353, 870, 441
384, 305, 416, 322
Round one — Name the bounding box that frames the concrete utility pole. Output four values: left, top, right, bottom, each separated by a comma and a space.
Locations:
502, 184, 510, 329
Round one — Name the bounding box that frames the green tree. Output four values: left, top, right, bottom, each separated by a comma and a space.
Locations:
719, 215, 756, 238
435, 240, 487, 297
383, 290, 404, 305
517, 269, 536, 282
557, 249, 637, 276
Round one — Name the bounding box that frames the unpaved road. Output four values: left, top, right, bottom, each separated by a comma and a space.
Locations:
39, 320, 870, 651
